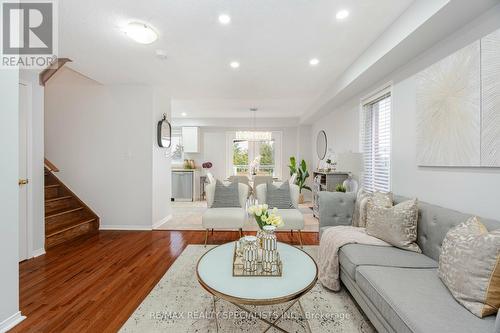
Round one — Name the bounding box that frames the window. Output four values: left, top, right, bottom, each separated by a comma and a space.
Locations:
360, 88, 392, 193
227, 132, 282, 178
232, 140, 276, 176
171, 128, 183, 164
232, 140, 249, 175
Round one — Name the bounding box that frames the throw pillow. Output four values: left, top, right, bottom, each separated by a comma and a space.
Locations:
211, 180, 241, 208
438, 217, 500, 318
266, 182, 293, 209
353, 190, 393, 227
353, 190, 370, 227
366, 198, 421, 253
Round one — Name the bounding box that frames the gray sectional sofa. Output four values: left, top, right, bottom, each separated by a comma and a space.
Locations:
318, 192, 500, 333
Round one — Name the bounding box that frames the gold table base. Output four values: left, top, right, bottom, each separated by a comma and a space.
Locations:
211, 296, 312, 333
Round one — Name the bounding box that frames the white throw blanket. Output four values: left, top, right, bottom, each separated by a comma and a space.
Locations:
318, 226, 391, 291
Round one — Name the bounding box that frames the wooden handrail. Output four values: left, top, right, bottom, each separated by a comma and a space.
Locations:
39, 58, 72, 86
44, 158, 59, 172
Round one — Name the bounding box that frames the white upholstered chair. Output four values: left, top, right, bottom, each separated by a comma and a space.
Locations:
202, 182, 249, 246
255, 183, 305, 247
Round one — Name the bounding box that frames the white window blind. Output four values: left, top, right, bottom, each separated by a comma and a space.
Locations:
361, 91, 391, 193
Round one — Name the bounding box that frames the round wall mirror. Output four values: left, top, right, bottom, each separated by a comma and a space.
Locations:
316, 130, 327, 160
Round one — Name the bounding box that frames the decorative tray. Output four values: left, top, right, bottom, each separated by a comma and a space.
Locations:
232, 243, 283, 277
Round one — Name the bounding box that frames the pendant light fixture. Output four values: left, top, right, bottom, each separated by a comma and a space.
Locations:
235, 108, 272, 141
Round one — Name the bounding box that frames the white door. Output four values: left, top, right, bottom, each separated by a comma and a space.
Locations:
18, 82, 29, 261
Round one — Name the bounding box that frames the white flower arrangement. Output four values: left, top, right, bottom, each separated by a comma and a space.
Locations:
247, 204, 284, 229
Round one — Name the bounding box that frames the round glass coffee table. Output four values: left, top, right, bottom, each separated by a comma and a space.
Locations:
196, 242, 318, 332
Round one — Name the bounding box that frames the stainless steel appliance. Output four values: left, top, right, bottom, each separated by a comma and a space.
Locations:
172, 171, 194, 201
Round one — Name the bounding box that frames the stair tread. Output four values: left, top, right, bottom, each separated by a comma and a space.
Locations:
44, 172, 99, 249
46, 218, 97, 238
45, 206, 84, 218
45, 195, 72, 203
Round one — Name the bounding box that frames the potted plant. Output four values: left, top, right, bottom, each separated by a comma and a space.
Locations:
335, 184, 347, 193
326, 158, 332, 172
288, 157, 312, 204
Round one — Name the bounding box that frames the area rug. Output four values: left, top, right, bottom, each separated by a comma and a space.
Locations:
157, 202, 319, 232
120, 245, 374, 333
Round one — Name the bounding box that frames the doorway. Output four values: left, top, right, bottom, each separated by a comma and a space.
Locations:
18, 81, 32, 262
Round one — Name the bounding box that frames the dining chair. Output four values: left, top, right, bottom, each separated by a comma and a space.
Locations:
228, 175, 250, 186
206, 172, 216, 184
253, 176, 273, 204
253, 175, 273, 189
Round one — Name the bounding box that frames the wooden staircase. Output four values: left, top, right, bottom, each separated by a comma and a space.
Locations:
44, 161, 99, 249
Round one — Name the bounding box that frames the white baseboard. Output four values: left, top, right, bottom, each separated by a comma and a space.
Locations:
32, 248, 45, 258
153, 215, 172, 229
99, 225, 153, 231
0, 312, 25, 333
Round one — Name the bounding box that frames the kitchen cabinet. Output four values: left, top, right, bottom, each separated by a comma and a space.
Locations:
182, 127, 199, 153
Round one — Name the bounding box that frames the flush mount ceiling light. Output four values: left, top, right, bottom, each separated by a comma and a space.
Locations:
309, 58, 320, 66
181, 112, 187, 117
336, 9, 350, 20
218, 14, 231, 25
124, 22, 158, 44
230, 61, 240, 69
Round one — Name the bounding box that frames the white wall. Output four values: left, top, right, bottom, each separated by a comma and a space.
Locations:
45, 68, 171, 229
312, 5, 500, 220
152, 87, 172, 227
19, 70, 45, 256
0, 69, 24, 330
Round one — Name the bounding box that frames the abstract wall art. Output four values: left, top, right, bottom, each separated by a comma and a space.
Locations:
481, 29, 500, 167
416, 28, 500, 167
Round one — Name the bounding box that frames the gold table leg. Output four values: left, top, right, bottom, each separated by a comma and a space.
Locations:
212, 296, 219, 333
211, 297, 310, 333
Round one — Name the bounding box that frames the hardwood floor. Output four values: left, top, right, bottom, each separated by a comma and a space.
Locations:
13, 230, 318, 333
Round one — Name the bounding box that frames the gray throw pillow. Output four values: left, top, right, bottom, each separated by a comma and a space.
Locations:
438, 217, 500, 318
211, 180, 241, 208
266, 182, 293, 209
366, 198, 421, 253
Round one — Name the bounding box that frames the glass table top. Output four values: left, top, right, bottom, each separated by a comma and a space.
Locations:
197, 242, 317, 303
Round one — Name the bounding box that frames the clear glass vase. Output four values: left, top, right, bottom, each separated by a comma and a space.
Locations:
256, 228, 265, 249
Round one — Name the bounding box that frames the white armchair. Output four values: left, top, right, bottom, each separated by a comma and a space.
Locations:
255, 183, 305, 247
202, 182, 249, 246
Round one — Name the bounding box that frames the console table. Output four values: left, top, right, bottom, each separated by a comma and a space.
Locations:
312, 171, 349, 218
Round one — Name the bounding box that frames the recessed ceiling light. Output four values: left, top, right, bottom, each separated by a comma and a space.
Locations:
309, 58, 319, 66
218, 14, 231, 25
230, 61, 240, 69
181, 112, 187, 117
124, 22, 158, 44
336, 9, 349, 20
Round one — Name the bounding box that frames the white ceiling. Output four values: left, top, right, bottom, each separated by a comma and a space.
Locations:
60, 0, 414, 118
